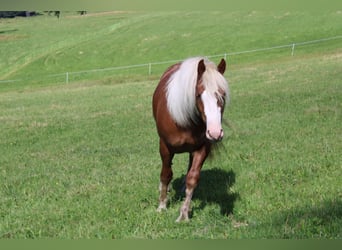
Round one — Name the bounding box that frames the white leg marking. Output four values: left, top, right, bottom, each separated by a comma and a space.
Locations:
157, 200, 167, 212
176, 187, 193, 222
157, 181, 169, 212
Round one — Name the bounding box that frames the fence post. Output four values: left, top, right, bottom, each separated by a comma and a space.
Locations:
291, 43, 295, 56
66, 72, 69, 84
148, 63, 152, 75
224, 53, 227, 61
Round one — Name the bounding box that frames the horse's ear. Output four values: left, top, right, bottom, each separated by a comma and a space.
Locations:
197, 59, 206, 80
217, 58, 226, 75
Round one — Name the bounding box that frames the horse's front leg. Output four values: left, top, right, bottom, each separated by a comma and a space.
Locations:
157, 139, 174, 212
176, 144, 210, 222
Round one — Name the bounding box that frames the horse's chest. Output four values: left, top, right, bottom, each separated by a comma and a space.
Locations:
166, 129, 206, 153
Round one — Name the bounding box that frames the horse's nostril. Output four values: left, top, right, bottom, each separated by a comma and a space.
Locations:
207, 130, 212, 139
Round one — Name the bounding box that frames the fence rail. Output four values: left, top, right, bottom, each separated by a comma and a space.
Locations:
1, 35, 341, 84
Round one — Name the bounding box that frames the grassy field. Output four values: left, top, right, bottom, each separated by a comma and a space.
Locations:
1, 11, 341, 88
0, 11, 341, 239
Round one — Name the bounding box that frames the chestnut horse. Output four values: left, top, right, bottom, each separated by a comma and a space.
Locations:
152, 57, 229, 222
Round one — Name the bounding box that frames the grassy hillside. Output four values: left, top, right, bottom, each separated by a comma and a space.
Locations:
0, 11, 341, 238
0, 11, 341, 90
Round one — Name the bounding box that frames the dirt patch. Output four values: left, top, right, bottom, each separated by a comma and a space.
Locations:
66, 11, 134, 19
0, 34, 28, 41
322, 51, 342, 61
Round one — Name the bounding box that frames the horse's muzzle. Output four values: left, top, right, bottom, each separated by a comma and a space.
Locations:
206, 129, 224, 142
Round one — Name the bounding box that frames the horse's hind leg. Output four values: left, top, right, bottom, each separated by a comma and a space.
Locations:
157, 139, 174, 212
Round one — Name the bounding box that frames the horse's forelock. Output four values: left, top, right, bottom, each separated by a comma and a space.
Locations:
201, 64, 229, 104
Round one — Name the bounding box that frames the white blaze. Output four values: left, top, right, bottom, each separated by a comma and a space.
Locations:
201, 90, 223, 140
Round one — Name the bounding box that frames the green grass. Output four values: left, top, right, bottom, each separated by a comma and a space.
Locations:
0, 11, 341, 89
0, 11, 341, 238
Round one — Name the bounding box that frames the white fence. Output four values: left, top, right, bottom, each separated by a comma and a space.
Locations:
1, 35, 341, 84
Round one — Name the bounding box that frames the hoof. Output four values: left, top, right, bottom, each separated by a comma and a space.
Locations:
175, 213, 189, 223
157, 204, 167, 212
157, 207, 166, 212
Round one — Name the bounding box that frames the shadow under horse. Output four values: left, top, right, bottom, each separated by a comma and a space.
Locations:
172, 168, 239, 218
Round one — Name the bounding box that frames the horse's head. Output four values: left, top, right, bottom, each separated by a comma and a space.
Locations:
195, 58, 228, 142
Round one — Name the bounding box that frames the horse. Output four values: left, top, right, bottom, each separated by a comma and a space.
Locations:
152, 57, 229, 222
